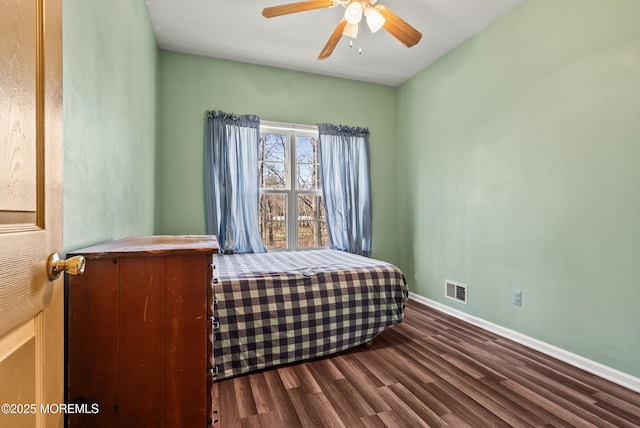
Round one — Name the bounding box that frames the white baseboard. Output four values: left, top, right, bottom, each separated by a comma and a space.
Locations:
409, 292, 640, 394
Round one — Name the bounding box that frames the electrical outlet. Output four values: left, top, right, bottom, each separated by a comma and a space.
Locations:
512, 289, 522, 306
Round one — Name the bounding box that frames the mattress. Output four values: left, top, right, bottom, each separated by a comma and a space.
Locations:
211, 249, 408, 380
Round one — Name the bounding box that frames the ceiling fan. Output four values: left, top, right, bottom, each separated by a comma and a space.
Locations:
262, 0, 422, 60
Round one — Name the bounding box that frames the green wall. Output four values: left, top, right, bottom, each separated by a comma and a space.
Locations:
156, 52, 399, 264
63, 0, 158, 251
397, 0, 640, 377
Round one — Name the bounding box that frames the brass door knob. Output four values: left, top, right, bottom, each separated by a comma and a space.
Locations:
47, 252, 86, 280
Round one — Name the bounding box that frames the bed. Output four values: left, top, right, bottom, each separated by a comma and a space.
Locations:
211, 249, 408, 380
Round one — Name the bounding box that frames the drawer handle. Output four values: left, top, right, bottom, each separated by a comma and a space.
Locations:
208, 409, 219, 425
209, 317, 220, 330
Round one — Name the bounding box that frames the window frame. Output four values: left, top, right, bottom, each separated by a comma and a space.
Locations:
259, 121, 326, 251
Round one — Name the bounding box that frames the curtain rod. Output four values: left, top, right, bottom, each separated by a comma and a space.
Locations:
261, 120, 318, 133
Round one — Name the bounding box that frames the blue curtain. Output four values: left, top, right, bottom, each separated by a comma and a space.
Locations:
317, 123, 372, 256
205, 111, 266, 253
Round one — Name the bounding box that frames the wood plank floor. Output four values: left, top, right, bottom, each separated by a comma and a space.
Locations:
212, 299, 640, 427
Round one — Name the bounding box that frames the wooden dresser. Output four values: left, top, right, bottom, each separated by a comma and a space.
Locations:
66, 235, 219, 427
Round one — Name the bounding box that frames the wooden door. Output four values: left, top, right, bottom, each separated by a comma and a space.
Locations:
0, 0, 63, 426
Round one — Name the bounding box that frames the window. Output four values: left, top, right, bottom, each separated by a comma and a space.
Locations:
259, 122, 328, 250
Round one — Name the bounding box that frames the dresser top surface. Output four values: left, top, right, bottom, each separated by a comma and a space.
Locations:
68, 235, 219, 259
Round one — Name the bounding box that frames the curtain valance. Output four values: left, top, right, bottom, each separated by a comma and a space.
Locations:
205, 110, 260, 129
317, 123, 370, 138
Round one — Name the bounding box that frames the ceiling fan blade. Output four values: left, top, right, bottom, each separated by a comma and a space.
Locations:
375, 5, 422, 48
263, 0, 334, 18
318, 18, 347, 60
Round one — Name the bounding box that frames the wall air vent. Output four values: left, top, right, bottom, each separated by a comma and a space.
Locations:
445, 279, 468, 305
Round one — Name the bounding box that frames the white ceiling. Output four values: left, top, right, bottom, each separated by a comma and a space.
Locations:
144, 0, 524, 87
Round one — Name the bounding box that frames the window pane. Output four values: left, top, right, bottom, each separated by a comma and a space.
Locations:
260, 132, 287, 189
296, 135, 319, 190
260, 193, 287, 249
262, 161, 286, 189
260, 133, 286, 162
296, 163, 315, 190
297, 194, 327, 248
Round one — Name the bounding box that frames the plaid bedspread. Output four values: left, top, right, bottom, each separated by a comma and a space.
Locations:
211, 249, 408, 380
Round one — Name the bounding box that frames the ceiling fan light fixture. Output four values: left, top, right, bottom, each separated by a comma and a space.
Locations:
342, 22, 359, 38
262, 0, 423, 60
344, 2, 363, 25
364, 6, 385, 33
